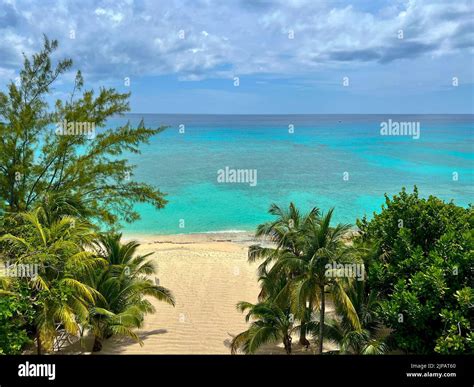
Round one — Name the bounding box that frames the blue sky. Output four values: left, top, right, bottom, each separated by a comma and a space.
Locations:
0, 0, 473, 113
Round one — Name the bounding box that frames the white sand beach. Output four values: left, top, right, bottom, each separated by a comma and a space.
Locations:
99, 232, 260, 354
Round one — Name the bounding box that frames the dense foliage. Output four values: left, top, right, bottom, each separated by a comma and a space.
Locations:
356, 187, 473, 354
234, 188, 472, 355
0, 291, 33, 354
0, 38, 173, 354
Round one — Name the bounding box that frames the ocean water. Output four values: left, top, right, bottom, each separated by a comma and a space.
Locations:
105, 114, 473, 234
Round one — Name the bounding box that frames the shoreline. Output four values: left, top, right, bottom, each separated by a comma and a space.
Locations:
121, 231, 260, 245
121, 227, 359, 246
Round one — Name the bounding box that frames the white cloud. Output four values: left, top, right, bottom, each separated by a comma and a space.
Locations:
94, 7, 124, 24
0, 0, 472, 83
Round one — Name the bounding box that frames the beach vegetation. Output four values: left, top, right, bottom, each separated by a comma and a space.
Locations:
236, 204, 362, 354
235, 188, 472, 355
0, 38, 173, 354
356, 187, 473, 354
0, 205, 100, 354
248, 202, 318, 347
86, 233, 175, 352
0, 35, 167, 227
231, 300, 295, 354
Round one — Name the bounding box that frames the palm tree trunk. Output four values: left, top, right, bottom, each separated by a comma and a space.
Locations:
299, 324, 308, 346
318, 287, 325, 354
299, 300, 311, 347
92, 335, 103, 352
283, 334, 292, 354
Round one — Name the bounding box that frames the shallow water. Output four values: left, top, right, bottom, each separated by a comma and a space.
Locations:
105, 114, 473, 234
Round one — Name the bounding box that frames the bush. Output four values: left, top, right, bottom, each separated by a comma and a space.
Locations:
0, 291, 34, 354
357, 187, 473, 354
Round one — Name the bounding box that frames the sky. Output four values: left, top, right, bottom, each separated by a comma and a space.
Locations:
0, 0, 473, 114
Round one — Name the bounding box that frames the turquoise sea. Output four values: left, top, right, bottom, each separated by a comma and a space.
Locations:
106, 114, 473, 234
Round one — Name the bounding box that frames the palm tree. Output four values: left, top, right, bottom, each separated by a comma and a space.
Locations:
0, 207, 101, 354
249, 203, 318, 272
39, 192, 94, 226
248, 202, 318, 346
87, 233, 175, 352
231, 300, 295, 354
272, 208, 360, 353
309, 280, 387, 354
318, 322, 387, 354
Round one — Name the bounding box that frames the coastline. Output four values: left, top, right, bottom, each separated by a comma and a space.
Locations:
121, 231, 258, 245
